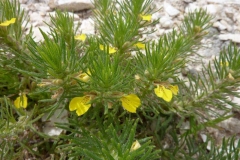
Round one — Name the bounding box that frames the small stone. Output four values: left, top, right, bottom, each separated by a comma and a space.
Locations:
49, 0, 94, 12
213, 21, 227, 31
160, 16, 173, 28
164, 2, 180, 17
152, 12, 162, 21
19, 0, 28, 4
204, 4, 219, 15
218, 117, 240, 134
185, 3, 200, 13
220, 19, 232, 32
37, 4, 51, 12
30, 12, 44, 23
80, 18, 95, 34
206, 0, 240, 4
42, 109, 68, 136
32, 26, 51, 42
225, 7, 235, 20
183, 0, 195, 3
219, 34, 240, 43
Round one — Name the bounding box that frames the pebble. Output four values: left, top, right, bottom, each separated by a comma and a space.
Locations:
79, 18, 95, 34
207, 0, 240, 4
204, 4, 219, 15
219, 33, 240, 43
185, 3, 200, 13
164, 2, 180, 17
49, 0, 94, 12
213, 21, 227, 31
160, 15, 173, 28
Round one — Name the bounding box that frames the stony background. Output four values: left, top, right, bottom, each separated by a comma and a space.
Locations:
18, 0, 240, 150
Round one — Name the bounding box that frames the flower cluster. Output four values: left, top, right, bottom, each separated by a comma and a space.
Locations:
69, 94, 141, 116
154, 84, 178, 102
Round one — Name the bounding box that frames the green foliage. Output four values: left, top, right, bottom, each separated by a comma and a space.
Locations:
57, 118, 160, 159
1, 0, 240, 159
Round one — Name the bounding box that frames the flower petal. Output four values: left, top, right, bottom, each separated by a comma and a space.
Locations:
169, 85, 179, 95
79, 72, 90, 82
154, 85, 172, 102
99, 44, 104, 50
99, 44, 117, 54
14, 94, 28, 108
140, 14, 152, 21
109, 47, 117, 54
75, 34, 86, 41
0, 18, 16, 26
69, 96, 91, 116
120, 94, 141, 113
135, 42, 145, 49
130, 140, 141, 152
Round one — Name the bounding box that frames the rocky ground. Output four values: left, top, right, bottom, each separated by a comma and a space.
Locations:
18, 0, 240, 151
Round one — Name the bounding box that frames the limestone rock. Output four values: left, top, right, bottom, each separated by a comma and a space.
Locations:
164, 2, 180, 17
79, 18, 95, 34
206, 0, 240, 4
160, 16, 173, 28
204, 4, 219, 15
185, 3, 200, 13
42, 109, 69, 136
32, 26, 51, 42
213, 21, 227, 31
49, 0, 94, 12
219, 34, 240, 43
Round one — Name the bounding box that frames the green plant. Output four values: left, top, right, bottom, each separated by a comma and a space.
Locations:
1, 0, 240, 159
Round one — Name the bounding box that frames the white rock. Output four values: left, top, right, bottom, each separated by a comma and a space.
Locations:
204, 4, 218, 15
42, 109, 69, 136
207, 0, 240, 4
37, 4, 51, 12
30, 12, 44, 24
234, 13, 240, 24
200, 134, 212, 150
152, 12, 162, 21
220, 19, 232, 32
49, 0, 94, 12
225, 7, 235, 20
19, 0, 28, 4
185, 3, 200, 13
218, 118, 240, 134
160, 16, 173, 28
32, 26, 51, 42
164, 2, 180, 17
80, 18, 95, 34
183, 0, 195, 3
219, 34, 240, 43
213, 21, 227, 31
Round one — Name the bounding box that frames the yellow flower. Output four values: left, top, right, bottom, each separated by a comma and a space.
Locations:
227, 73, 234, 80
154, 85, 172, 102
220, 61, 229, 67
169, 85, 179, 95
0, 18, 16, 27
134, 42, 145, 49
74, 34, 86, 41
154, 85, 179, 102
99, 44, 117, 54
120, 94, 141, 113
130, 140, 141, 152
140, 14, 152, 21
14, 94, 28, 109
78, 70, 91, 82
69, 96, 91, 116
